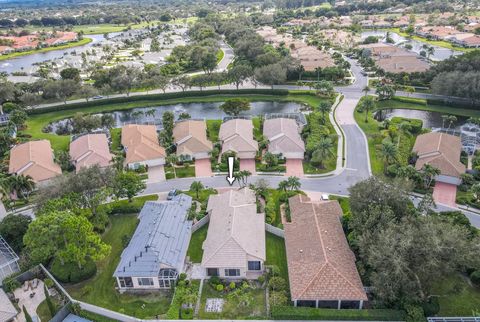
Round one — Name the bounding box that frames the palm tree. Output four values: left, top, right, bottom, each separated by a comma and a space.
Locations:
381, 141, 397, 173
287, 176, 301, 191
361, 96, 376, 123
166, 154, 178, 178
311, 138, 334, 169
189, 181, 204, 200
422, 164, 440, 189
9, 175, 35, 200
362, 85, 370, 97
278, 180, 289, 194
471, 183, 480, 203
236, 170, 252, 188
318, 102, 332, 124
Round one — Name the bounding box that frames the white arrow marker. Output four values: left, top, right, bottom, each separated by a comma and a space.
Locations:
226, 156, 236, 185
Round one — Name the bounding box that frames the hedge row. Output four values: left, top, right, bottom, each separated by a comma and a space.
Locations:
28, 89, 290, 115
426, 98, 479, 109
271, 306, 407, 321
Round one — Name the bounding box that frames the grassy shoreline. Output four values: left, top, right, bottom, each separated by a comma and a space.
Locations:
0, 38, 93, 61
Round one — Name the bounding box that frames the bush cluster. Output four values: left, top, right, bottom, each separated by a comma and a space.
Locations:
50, 258, 97, 283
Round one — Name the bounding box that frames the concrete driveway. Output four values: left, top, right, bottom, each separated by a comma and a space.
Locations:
433, 182, 458, 207
147, 165, 166, 183
239, 158, 256, 174
195, 159, 213, 177
285, 159, 304, 177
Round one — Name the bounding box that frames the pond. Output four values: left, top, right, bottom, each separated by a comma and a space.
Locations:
46, 100, 307, 134
361, 31, 463, 61
0, 33, 120, 74
374, 108, 468, 129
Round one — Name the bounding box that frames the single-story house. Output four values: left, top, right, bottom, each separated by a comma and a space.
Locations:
263, 118, 305, 159
69, 133, 114, 173
8, 140, 62, 184
0, 235, 20, 286
113, 194, 192, 291
219, 119, 258, 159
285, 195, 368, 309
173, 120, 213, 160
121, 124, 166, 170
412, 132, 466, 185
0, 288, 18, 321
201, 188, 265, 279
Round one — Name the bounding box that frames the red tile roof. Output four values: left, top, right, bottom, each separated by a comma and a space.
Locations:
285, 195, 367, 302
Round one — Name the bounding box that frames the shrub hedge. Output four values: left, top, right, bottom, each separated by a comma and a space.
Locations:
28, 89, 290, 115
271, 306, 407, 321
50, 258, 97, 283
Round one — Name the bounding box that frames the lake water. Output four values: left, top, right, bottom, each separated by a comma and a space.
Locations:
47, 101, 306, 133
375, 108, 468, 129
0, 33, 120, 74
361, 31, 463, 61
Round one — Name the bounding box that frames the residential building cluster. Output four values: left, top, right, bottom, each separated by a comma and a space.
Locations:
0, 31, 78, 54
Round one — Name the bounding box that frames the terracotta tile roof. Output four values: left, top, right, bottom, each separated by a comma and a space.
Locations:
413, 132, 466, 178
121, 124, 166, 164
69, 134, 114, 173
219, 119, 258, 157
173, 120, 213, 157
9, 140, 62, 183
201, 188, 265, 268
285, 195, 367, 302
263, 118, 305, 158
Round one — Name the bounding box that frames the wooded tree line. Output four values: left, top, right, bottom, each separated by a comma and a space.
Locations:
346, 177, 480, 315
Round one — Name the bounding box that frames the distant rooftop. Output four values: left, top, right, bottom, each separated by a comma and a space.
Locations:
114, 194, 192, 278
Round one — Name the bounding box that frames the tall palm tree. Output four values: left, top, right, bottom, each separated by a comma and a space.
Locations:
361, 96, 376, 123
189, 181, 204, 200
278, 180, 289, 194
422, 164, 440, 189
318, 102, 332, 124
381, 141, 397, 173
287, 176, 301, 191
9, 175, 35, 200
312, 138, 334, 169
362, 85, 370, 97
166, 154, 178, 178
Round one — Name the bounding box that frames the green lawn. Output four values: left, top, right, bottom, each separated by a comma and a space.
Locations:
36, 299, 54, 322
198, 282, 266, 319
303, 159, 337, 175
206, 119, 222, 142
265, 233, 289, 282
0, 38, 93, 61
216, 49, 225, 64
432, 274, 480, 316
165, 165, 195, 179
66, 214, 172, 319
252, 117, 263, 141
110, 128, 122, 152
187, 224, 208, 263
328, 195, 351, 215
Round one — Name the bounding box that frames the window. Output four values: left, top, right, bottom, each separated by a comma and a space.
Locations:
224, 269, 240, 277
248, 261, 261, 271
118, 277, 133, 288
159, 279, 172, 288
207, 268, 219, 277
137, 278, 154, 286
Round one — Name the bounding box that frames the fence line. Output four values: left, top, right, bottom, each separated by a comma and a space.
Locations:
192, 214, 210, 232
265, 223, 284, 238
428, 318, 480, 322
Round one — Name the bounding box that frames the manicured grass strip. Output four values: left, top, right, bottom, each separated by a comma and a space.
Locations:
266, 232, 289, 282
216, 48, 225, 63
66, 213, 172, 319
165, 165, 195, 180
206, 119, 221, 142
110, 128, 122, 152
0, 38, 92, 61
271, 306, 406, 321
432, 273, 480, 316
187, 224, 208, 263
